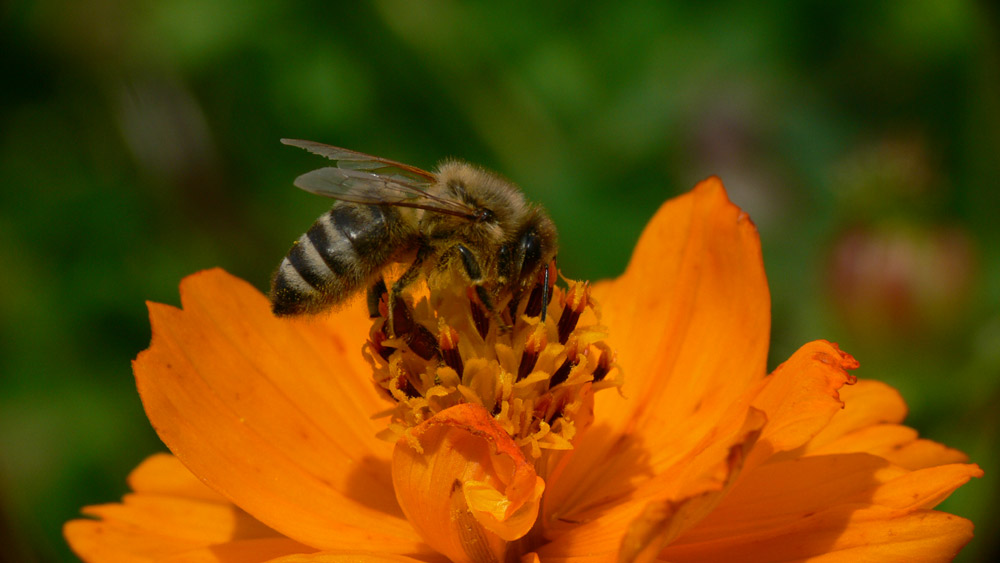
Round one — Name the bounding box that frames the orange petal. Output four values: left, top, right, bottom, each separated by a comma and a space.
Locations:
662, 508, 975, 562
81, 494, 280, 545
392, 403, 544, 563
548, 179, 771, 520
538, 409, 764, 560
159, 539, 317, 563
596, 177, 770, 427
134, 269, 426, 551
64, 454, 312, 562
805, 380, 908, 450
806, 423, 969, 470
745, 340, 859, 468
265, 554, 441, 563
65, 519, 203, 563
876, 437, 972, 470
667, 452, 982, 561
126, 453, 226, 502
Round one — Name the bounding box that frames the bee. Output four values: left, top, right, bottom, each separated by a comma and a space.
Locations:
271, 139, 558, 333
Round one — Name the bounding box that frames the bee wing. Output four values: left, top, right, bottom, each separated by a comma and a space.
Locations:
281, 138, 435, 185
282, 138, 477, 218
291, 167, 480, 220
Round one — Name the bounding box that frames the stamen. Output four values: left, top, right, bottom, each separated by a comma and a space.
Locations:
524, 285, 544, 319
409, 325, 440, 361
557, 281, 589, 344
523, 261, 556, 319
370, 327, 395, 361
392, 295, 440, 360
548, 359, 573, 388
593, 342, 614, 382
367, 278, 388, 319
391, 361, 420, 399
439, 321, 464, 375
467, 288, 490, 340
365, 272, 621, 466
517, 324, 547, 381
548, 338, 579, 388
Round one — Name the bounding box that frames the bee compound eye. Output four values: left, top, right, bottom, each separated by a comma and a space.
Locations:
519, 230, 543, 273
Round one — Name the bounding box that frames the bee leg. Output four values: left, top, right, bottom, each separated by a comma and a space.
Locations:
456, 244, 509, 333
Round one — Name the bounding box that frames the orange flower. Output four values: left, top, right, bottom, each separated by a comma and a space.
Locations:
65, 178, 981, 562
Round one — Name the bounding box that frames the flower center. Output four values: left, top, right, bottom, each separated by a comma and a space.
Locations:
363, 264, 622, 469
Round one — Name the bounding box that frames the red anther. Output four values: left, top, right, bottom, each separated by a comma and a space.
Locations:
593, 355, 610, 381
371, 328, 394, 361
523, 284, 544, 318
391, 363, 420, 399
548, 339, 579, 388
593, 343, 614, 382
400, 379, 419, 398
389, 294, 439, 360
391, 295, 414, 336
533, 393, 553, 419
517, 324, 547, 381
548, 359, 572, 387
439, 323, 464, 375
557, 281, 589, 344
524, 265, 554, 318
467, 288, 490, 340
406, 324, 440, 361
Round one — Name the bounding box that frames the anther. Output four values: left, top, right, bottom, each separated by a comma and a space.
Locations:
557, 281, 589, 344
371, 327, 394, 361
407, 324, 440, 361
517, 324, 547, 381
392, 363, 420, 399
392, 295, 440, 360
524, 284, 544, 318
367, 278, 388, 319
467, 288, 490, 340
548, 338, 579, 388
439, 322, 464, 375
524, 261, 556, 319
391, 295, 414, 336
593, 342, 614, 382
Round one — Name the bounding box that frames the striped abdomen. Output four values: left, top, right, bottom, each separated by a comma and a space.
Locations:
270, 203, 413, 315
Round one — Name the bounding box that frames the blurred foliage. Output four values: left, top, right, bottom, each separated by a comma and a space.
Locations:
1, 0, 998, 561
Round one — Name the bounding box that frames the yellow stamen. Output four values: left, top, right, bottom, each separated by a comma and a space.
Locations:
364, 268, 621, 469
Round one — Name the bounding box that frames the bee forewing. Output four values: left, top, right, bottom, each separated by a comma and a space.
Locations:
281, 138, 436, 184
293, 167, 478, 218
293, 167, 416, 203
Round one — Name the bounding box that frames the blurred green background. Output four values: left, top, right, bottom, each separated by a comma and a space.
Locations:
2, 0, 997, 560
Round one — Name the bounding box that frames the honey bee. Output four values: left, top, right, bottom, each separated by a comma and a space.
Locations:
271, 139, 558, 332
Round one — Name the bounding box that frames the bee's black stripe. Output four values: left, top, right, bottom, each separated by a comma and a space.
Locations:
286, 239, 328, 289
307, 214, 354, 277
332, 204, 387, 257
271, 264, 312, 315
